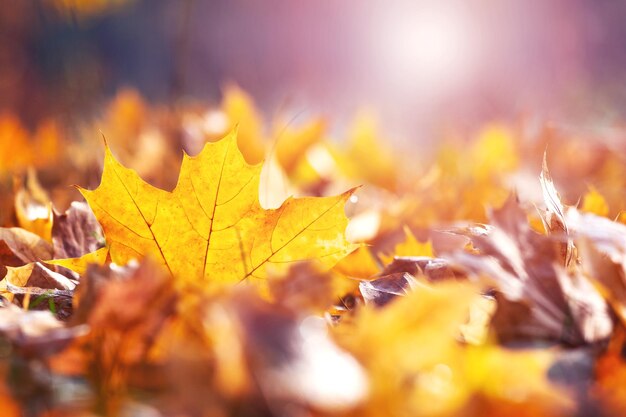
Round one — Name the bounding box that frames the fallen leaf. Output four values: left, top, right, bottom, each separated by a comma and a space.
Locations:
470, 124, 518, 181
380, 225, 434, 264
0, 228, 53, 278
359, 272, 422, 307
0, 302, 86, 357
79, 131, 355, 290
539, 153, 574, 266
47, 247, 109, 276
449, 196, 611, 344
52, 201, 104, 259
229, 289, 367, 411
13, 169, 53, 242
274, 118, 326, 176
581, 185, 609, 217
332, 111, 398, 191
5, 262, 75, 295
379, 256, 456, 281
270, 262, 358, 314
58, 261, 176, 413
567, 209, 626, 328
333, 246, 380, 278
221, 85, 266, 164
3, 263, 76, 318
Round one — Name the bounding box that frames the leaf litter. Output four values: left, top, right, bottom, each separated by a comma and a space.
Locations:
1, 88, 626, 416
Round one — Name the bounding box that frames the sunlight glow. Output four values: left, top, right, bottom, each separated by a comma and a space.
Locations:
375, 4, 480, 91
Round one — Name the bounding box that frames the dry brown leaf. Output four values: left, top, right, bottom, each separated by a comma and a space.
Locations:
0, 302, 86, 357
52, 201, 104, 260
449, 196, 611, 344
567, 209, 626, 328
539, 153, 574, 266
0, 228, 53, 278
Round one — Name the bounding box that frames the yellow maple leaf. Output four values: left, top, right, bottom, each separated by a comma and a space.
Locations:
221, 86, 266, 164
334, 281, 571, 417
274, 118, 326, 175
470, 124, 518, 180
334, 282, 479, 416
47, 247, 109, 276
333, 246, 380, 278
79, 131, 355, 290
581, 185, 609, 217
333, 112, 398, 191
380, 225, 434, 265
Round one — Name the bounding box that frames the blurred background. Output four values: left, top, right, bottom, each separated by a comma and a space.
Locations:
1, 0, 625, 146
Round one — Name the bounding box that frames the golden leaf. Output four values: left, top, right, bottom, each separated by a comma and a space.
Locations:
80, 131, 355, 290
380, 225, 434, 265
470, 124, 518, 180
581, 185, 609, 217
221, 86, 266, 164
333, 246, 380, 278
274, 118, 326, 175
14, 169, 53, 243
333, 112, 398, 191
47, 247, 109, 276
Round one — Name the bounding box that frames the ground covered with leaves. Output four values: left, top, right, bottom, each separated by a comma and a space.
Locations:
2, 88, 626, 416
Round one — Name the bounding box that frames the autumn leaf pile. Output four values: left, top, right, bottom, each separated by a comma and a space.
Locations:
3, 88, 626, 417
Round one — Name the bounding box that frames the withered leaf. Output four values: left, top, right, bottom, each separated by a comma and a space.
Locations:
449, 195, 611, 344
5, 262, 76, 296
226, 289, 367, 411
567, 209, 626, 328
359, 272, 421, 307
52, 201, 104, 259
0, 302, 87, 357
358, 256, 459, 307
380, 256, 456, 281
3, 262, 76, 318
0, 228, 53, 278
539, 153, 574, 266
58, 261, 176, 399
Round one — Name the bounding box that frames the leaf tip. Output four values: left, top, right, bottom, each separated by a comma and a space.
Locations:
74, 185, 92, 198
229, 123, 240, 136
342, 185, 362, 201
98, 130, 109, 148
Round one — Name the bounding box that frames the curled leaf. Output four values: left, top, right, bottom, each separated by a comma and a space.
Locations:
449, 196, 611, 344
539, 153, 574, 266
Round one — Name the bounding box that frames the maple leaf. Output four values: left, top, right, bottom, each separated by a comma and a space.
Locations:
379, 225, 434, 265
220, 85, 266, 164
335, 280, 571, 417
80, 131, 355, 288
274, 118, 326, 176
14, 170, 53, 243
581, 185, 609, 217
333, 111, 399, 191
